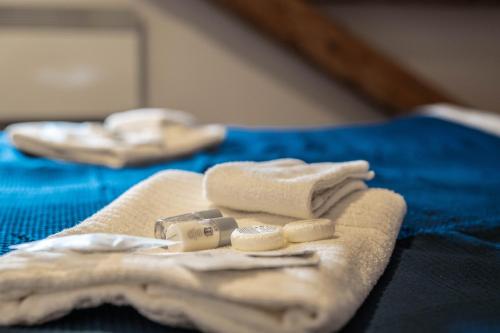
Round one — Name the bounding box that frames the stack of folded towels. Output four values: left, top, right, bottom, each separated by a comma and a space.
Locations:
6, 108, 225, 168
0, 159, 406, 333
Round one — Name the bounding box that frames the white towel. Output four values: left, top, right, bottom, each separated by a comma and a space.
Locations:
6, 108, 225, 168
204, 159, 375, 219
0, 170, 405, 333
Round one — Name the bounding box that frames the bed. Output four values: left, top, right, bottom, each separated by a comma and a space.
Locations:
0, 113, 499, 332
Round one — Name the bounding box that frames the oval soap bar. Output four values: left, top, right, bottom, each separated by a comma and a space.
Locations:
283, 219, 335, 243
231, 225, 286, 251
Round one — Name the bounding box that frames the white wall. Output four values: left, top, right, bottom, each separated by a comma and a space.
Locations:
324, 4, 500, 114
1, 1, 499, 125
135, 0, 382, 126
0, 0, 383, 126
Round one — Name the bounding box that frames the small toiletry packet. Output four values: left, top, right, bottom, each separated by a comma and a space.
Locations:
10, 233, 178, 253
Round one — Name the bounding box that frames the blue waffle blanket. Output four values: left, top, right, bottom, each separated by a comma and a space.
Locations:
1, 115, 499, 333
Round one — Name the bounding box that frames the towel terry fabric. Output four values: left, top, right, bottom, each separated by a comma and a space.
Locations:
6, 108, 225, 168
204, 159, 375, 219
0, 170, 405, 333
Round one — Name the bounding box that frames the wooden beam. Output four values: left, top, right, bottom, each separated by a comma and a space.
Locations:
208, 0, 460, 115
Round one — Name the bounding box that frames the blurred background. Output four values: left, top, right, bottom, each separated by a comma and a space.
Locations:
0, 0, 499, 126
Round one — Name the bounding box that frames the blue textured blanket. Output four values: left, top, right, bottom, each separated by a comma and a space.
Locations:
1, 115, 499, 333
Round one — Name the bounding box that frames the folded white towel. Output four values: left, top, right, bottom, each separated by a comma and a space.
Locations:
204, 159, 375, 219
0, 169, 405, 333
6, 108, 225, 168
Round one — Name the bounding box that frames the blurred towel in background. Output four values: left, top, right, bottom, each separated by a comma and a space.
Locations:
6, 108, 225, 168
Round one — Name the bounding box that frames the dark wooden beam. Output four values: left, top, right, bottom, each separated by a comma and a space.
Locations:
208, 0, 460, 115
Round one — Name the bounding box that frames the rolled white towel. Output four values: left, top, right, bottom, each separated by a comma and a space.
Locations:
103, 108, 196, 146
203, 159, 375, 219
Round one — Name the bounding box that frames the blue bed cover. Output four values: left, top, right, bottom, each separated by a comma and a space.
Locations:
0, 115, 499, 333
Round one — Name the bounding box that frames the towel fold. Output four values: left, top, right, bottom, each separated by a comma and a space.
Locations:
0, 169, 405, 333
204, 159, 375, 219
6, 108, 225, 168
